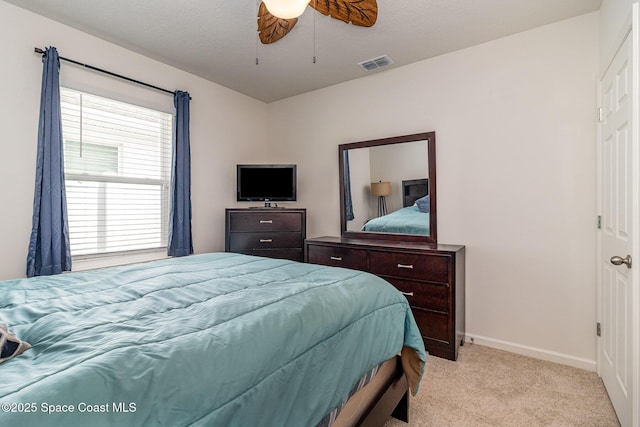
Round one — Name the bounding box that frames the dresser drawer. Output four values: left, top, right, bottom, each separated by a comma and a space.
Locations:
229, 232, 302, 251
369, 251, 449, 283
411, 309, 450, 344
384, 277, 449, 313
307, 244, 368, 271
228, 212, 302, 232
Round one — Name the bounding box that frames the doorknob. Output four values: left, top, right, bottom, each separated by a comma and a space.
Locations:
610, 255, 632, 268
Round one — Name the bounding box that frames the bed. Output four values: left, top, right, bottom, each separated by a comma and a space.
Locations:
0, 252, 426, 427
362, 179, 430, 235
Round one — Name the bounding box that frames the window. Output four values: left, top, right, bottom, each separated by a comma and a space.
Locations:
60, 88, 173, 257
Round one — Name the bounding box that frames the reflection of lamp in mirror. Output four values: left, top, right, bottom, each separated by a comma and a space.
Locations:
371, 181, 391, 217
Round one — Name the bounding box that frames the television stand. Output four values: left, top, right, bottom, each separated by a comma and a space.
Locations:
225, 208, 307, 262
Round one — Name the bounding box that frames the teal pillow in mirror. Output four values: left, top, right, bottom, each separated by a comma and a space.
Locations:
0, 323, 31, 364
416, 195, 430, 213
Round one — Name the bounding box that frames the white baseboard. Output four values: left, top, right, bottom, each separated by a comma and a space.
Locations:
464, 333, 597, 372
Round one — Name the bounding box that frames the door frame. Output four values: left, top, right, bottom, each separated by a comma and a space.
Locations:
596, 4, 640, 426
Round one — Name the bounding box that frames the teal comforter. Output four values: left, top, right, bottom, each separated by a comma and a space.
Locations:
0, 253, 425, 427
362, 205, 430, 235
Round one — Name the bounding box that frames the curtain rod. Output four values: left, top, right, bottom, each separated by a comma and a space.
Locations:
34, 47, 191, 100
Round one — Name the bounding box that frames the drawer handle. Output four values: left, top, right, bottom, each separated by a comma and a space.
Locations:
259, 239, 273, 243
259, 220, 273, 224
397, 264, 414, 269
400, 291, 414, 297
330, 256, 343, 261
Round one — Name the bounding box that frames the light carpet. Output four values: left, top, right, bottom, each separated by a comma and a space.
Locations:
384, 343, 619, 426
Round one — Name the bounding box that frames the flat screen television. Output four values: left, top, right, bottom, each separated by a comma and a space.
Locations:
237, 164, 297, 205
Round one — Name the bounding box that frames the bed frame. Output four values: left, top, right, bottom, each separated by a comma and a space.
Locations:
360, 359, 409, 426
402, 178, 429, 208
337, 356, 409, 427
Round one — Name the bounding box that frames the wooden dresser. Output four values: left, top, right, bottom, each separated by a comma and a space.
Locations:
305, 236, 465, 361
225, 208, 306, 262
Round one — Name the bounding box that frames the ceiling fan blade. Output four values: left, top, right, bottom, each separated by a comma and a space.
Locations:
257, 2, 298, 44
310, 0, 378, 27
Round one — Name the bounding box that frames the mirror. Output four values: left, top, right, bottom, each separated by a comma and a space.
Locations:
339, 132, 437, 244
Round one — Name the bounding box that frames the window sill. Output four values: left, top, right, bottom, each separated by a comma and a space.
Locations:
71, 249, 169, 272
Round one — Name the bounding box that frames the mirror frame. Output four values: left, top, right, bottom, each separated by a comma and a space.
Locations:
339, 131, 437, 244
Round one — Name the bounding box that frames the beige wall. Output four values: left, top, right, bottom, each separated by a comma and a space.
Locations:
0, 1, 268, 280
268, 13, 599, 368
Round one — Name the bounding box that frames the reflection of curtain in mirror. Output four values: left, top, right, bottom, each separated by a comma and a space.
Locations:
344, 151, 354, 220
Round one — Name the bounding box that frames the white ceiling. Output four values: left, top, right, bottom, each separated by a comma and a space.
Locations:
7, 0, 602, 103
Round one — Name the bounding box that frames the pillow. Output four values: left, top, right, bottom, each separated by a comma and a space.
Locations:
0, 322, 31, 364
415, 195, 430, 213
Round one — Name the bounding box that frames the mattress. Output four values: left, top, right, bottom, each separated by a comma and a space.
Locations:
0, 253, 426, 427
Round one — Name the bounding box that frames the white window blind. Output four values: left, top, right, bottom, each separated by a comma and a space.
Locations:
60, 88, 173, 257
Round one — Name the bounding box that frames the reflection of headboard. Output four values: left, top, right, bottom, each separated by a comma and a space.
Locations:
402, 178, 429, 207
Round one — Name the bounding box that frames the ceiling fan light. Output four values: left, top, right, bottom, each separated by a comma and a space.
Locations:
262, 0, 309, 19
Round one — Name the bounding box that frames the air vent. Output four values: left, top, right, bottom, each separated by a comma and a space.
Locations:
358, 55, 394, 71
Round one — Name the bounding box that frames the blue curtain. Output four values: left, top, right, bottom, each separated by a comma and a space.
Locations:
27, 47, 72, 277
344, 151, 354, 221
168, 90, 193, 256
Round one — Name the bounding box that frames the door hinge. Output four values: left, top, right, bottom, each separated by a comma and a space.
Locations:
598, 107, 603, 122
597, 215, 602, 229
597, 322, 601, 337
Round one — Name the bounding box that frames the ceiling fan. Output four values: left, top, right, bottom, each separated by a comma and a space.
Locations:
258, 0, 378, 44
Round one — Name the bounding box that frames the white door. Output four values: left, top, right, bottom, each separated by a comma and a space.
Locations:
599, 31, 635, 427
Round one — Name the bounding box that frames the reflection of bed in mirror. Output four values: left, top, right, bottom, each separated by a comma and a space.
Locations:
361, 179, 430, 235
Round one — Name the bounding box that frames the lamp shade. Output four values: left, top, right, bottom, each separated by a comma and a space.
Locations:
371, 181, 391, 197
263, 0, 309, 19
